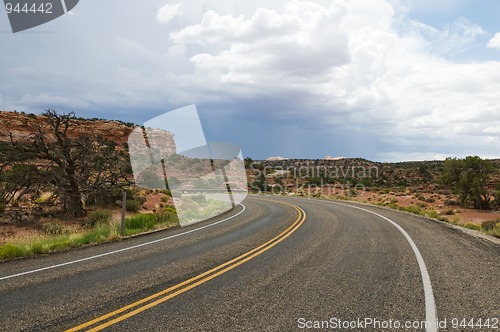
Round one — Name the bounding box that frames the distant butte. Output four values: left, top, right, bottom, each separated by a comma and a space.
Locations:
266, 156, 289, 161
324, 156, 346, 160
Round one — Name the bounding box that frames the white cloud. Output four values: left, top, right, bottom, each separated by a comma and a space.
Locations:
401, 17, 486, 56
1, 0, 499, 160
171, 1, 353, 82
156, 3, 183, 24
166, 0, 500, 159
487, 32, 500, 49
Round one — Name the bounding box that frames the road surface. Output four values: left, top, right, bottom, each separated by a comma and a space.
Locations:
0, 196, 499, 331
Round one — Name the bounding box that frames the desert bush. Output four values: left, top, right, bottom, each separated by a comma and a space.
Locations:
425, 208, 439, 219
158, 207, 178, 224
441, 208, 455, 215
444, 199, 460, 206
42, 222, 66, 235
441, 156, 493, 209
481, 220, 500, 238
464, 222, 481, 231
416, 201, 428, 208
160, 189, 171, 195
126, 200, 142, 212
84, 210, 112, 228
425, 197, 436, 203
0, 203, 5, 214
481, 219, 500, 232
400, 205, 424, 215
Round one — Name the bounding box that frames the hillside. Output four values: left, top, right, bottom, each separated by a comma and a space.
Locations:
0, 110, 136, 145
248, 158, 500, 190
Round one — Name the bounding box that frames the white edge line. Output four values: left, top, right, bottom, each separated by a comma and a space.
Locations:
0, 203, 246, 281
329, 201, 438, 332
60, 0, 68, 13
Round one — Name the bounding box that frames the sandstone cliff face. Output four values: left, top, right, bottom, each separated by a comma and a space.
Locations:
0, 111, 176, 153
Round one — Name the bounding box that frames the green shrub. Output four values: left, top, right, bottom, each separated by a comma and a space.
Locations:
30, 242, 51, 255
425, 197, 436, 203
155, 209, 178, 226
0, 244, 26, 260
425, 208, 440, 219
160, 195, 170, 203
84, 210, 112, 228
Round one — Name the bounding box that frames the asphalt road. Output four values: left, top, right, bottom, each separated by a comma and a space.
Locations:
0, 196, 499, 331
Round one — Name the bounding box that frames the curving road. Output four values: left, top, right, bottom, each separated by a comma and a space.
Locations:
0, 196, 499, 331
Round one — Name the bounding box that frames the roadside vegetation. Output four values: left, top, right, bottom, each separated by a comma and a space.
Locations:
0, 207, 179, 261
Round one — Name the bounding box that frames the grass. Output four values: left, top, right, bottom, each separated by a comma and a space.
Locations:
481, 219, 500, 238
0, 209, 179, 261
83, 210, 112, 228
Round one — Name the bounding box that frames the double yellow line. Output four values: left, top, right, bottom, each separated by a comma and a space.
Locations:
66, 200, 306, 331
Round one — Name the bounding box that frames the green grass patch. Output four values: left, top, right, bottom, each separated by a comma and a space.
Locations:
122, 209, 178, 236
464, 222, 481, 231
125, 214, 156, 230
76, 226, 114, 245
0, 243, 27, 260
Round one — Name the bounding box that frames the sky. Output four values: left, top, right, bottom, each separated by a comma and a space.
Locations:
1, 0, 500, 162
